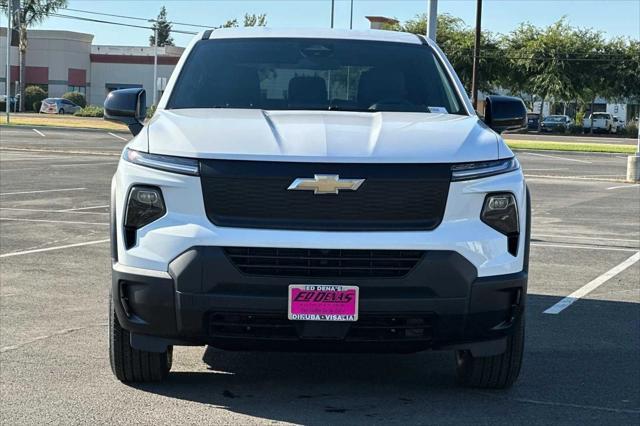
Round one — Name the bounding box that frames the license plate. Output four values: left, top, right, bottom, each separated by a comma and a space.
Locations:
288, 285, 359, 322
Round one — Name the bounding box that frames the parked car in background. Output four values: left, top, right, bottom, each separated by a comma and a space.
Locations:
526, 113, 540, 130
583, 112, 615, 134
612, 117, 625, 133
0, 95, 17, 111
39, 98, 82, 115
539, 115, 572, 133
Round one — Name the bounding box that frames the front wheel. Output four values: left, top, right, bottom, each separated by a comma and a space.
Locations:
109, 295, 172, 382
58, 108, 65, 114
455, 317, 525, 389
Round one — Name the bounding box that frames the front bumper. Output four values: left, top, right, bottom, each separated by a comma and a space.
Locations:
112, 247, 527, 354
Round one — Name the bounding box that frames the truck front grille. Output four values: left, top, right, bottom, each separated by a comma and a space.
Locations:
208, 312, 434, 343
223, 247, 425, 278
200, 159, 451, 231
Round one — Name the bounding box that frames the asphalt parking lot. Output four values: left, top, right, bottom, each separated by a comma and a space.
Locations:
1, 127, 639, 425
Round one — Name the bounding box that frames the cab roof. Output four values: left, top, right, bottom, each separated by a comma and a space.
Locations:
203, 27, 426, 45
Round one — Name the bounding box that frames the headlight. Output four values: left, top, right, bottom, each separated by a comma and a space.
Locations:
123, 185, 166, 248
123, 147, 199, 176
451, 158, 520, 181
481, 192, 519, 256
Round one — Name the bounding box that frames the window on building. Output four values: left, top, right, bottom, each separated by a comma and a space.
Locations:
68, 85, 86, 95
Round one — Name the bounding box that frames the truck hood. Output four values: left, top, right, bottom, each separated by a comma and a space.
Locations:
147, 109, 501, 163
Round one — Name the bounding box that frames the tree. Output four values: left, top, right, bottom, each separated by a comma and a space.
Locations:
384, 13, 504, 94
0, 0, 68, 112
220, 13, 267, 28
149, 6, 174, 47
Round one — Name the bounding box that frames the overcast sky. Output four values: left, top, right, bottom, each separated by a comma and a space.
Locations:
5, 0, 639, 46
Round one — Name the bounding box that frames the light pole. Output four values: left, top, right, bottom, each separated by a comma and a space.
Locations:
427, 0, 438, 41
149, 19, 158, 106
350, 0, 354, 30
330, 0, 335, 29
5, 0, 12, 123
471, 0, 482, 110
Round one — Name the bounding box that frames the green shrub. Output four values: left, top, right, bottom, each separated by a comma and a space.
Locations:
33, 101, 43, 112
0, 101, 6, 111
25, 86, 47, 111
625, 121, 638, 138
146, 104, 156, 119
74, 105, 104, 117
568, 124, 583, 134
62, 91, 87, 108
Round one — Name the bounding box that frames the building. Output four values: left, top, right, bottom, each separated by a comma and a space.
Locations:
0, 28, 183, 108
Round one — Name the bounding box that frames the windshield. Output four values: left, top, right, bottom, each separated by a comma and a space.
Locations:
168, 38, 465, 114
544, 116, 564, 123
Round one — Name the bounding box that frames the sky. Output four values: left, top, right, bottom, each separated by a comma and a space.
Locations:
3, 0, 639, 46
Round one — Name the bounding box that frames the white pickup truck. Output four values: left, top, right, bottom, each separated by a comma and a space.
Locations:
103, 28, 530, 389
583, 112, 615, 134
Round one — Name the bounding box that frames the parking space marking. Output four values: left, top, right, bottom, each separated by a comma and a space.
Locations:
606, 184, 640, 190
0, 238, 109, 258
61, 205, 109, 212
533, 234, 640, 244
0, 187, 86, 196
522, 152, 592, 164
0, 147, 119, 157
108, 132, 128, 141
0, 217, 108, 226
31, 129, 46, 137
543, 251, 640, 314
525, 174, 625, 183
0, 207, 108, 216
1, 161, 118, 172
532, 242, 638, 252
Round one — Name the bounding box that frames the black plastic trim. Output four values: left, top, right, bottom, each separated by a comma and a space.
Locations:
202, 29, 213, 40
111, 247, 528, 352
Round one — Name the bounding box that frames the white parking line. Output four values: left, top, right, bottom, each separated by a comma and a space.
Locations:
32, 128, 46, 137
532, 242, 638, 252
108, 132, 128, 141
606, 184, 640, 190
0, 239, 109, 258
0, 217, 108, 226
62, 205, 109, 212
0, 187, 86, 196
522, 152, 592, 164
533, 234, 640, 244
1, 162, 118, 172
0, 207, 108, 216
543, 251, 640, 314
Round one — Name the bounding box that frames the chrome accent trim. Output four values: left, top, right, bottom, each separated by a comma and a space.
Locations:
112, 262, 172, 279
287, 174, 365, 195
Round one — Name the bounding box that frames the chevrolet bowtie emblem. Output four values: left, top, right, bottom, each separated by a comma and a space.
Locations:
287, 174, 365, 195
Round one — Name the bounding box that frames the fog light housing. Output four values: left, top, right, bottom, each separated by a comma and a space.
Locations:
481, 193, 519, 256
124, 186, 166, 248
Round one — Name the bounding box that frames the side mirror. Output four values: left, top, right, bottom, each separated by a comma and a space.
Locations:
484, 95, 527, 134
104, 88, 147, 136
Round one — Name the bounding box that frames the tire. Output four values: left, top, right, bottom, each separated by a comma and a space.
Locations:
455, 315, 525, 389
58, 108, 65, 114
109, 295, 172, 382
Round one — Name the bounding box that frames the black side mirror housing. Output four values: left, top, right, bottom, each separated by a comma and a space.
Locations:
104, 88, 147, 136
483, 95, 527, 134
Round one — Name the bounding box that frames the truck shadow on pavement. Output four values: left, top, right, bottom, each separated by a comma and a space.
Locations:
131, 295, 640, 424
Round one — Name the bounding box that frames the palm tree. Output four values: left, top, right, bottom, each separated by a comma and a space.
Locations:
1, 0, 68, 111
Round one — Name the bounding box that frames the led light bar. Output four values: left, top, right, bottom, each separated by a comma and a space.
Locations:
123, 148, 199, 176
451, 158, 520, 181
